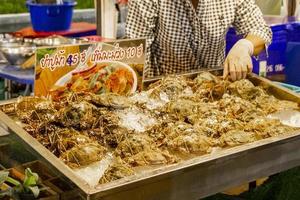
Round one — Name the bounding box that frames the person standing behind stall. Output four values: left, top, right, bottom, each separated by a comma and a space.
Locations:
126, 0, 272, 81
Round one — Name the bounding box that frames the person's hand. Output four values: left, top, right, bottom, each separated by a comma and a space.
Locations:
223, 39, 254, 81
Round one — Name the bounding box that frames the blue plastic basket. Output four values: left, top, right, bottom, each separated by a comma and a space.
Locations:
26, 1, 77, 32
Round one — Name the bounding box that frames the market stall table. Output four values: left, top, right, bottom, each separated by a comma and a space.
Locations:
0, 64, 34, 99
0, 70, 300, 200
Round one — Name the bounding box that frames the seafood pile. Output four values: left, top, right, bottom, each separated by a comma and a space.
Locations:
2, 72, 299, 184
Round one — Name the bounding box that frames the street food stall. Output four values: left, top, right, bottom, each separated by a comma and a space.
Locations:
1, 1, 300, 200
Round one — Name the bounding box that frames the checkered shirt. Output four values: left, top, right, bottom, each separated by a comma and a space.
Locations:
126, 0, 272, 78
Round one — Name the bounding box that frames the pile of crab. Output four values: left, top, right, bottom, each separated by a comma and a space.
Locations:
3, 72, 300, 184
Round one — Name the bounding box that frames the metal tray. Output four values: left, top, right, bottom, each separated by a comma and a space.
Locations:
1, 70, 300, 200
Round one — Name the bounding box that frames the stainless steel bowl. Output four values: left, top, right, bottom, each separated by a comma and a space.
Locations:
33, 36, 89, 46
0, 42, 36, 65
0, 35, 23, 44
0, 36, 87, 66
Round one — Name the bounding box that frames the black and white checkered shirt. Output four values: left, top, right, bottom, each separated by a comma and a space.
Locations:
126, 0, 272, 78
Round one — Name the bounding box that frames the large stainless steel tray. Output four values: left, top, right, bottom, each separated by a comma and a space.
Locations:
1, 70, 300, 200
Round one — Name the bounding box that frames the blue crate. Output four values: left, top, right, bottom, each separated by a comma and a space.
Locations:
285, 42, 300, 87
288, 22, 300, 42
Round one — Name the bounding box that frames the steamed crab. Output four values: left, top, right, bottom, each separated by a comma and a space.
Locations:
89, 93, 133, 109
146, 121, 172, 145
54, 101, 98, 130
160, 121, 217, 154
193, 72, 230, 101
254, 95, 299, 114
219, 130, 258, 147
227, 79, 265, 100
164, 99, 203, 119
115, 133, 177, 166
99, 157, 135, 184
161, 121, 196, 141
115, 134, 155, 158
193, 72, 220, 86
245, 118, 297, 138
88, 125, 132, 148
16, 96, 48, 112
43, 128, 92, 157
217, 94, 266, 121
82, 108, 127, 148
167, 132, 216, 155
126, 148, 177, 166
148, 76, 191, 100
174, 102, 222, 125
15, 97, 56, 123
60, 143, 107, 168
29, 100, 57, 122
193, 117, 244, 138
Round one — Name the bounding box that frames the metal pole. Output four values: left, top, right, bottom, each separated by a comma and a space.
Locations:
4, 79, 12, 100
95, 0, 102, 36
287, 0, 297, 16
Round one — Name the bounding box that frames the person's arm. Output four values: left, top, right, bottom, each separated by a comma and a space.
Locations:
126, 0, 158, 77
223, 0, 272, 81
246, 34, 266, 56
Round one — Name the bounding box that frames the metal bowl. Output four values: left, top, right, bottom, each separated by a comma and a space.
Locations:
0, 42, 36, 65
0, 34, 23, 44
33, 36, 89, 46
